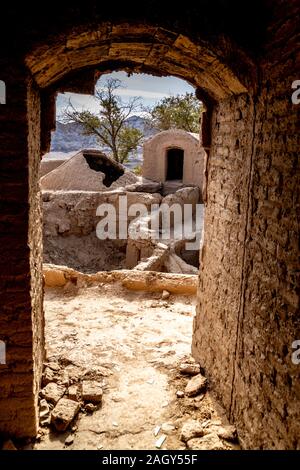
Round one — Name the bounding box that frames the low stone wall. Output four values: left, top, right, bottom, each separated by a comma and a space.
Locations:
43, 263, 198, 295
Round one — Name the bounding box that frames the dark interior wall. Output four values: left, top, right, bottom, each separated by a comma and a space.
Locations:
0, 67, 43, 437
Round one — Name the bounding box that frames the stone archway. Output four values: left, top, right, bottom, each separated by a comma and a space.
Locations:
11, 22, 251, 439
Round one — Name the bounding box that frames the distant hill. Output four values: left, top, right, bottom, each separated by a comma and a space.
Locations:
51, 116, 156, 153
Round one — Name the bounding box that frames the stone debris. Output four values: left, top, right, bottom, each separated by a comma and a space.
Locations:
51, 398, 80, 432
176, 390, 185, 398
180, 419, 204, 442
46, 362, 61, 372
64, 435, 74, 446
179, 362, 200, 376
155, 434, 167, 449
216, 425, 237, 442
81, 380, 103, 404
161, 422, 176, 434
85, 403, 98, 413
39, 398, 51, 426
41, 382, 66, 404
161, 290, 170, 300
185, 374, 207, 397
2, 439, 17, 451
187, 433, 225, 450
68, 384, 80, 401
42, 366, 57, 386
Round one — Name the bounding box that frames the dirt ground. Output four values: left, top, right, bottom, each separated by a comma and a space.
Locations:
30, 281, 239, 450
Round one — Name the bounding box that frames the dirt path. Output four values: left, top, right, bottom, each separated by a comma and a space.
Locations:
32, 282, 239, 450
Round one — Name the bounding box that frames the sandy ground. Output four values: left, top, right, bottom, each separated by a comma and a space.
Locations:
31, 282, 238, 450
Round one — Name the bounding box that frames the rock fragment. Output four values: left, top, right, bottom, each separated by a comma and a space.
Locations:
161, 290, 170, 300
180, 419, 204, 442
39, 398, 51, 426
187, 433, 224, 450
216, 425, 237, 442
82, 380, 103, 404
51, 398, 80, 432
185, 374, 207, 397
41, 382, 66, 404
179, 362, 200, 376
64, 435, 74, 446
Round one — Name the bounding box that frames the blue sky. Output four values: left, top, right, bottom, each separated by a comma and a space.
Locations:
56, 71, 195, 117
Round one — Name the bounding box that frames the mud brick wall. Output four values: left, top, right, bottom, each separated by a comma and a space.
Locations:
0, 69, 44, 437
192, 92, 256, 414
193, 3, 300, 449
229, 7, 300, 449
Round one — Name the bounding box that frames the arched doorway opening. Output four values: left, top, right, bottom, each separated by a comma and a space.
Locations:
166, 147, 184, 181
2, 18, 259, 445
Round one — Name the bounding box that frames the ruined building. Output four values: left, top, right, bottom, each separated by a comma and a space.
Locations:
143, 130, 205, 195
0, 0, 299, 449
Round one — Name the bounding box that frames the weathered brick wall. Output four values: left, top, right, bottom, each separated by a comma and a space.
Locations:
229, 6, 300, 449
0, 68, 43, 437
193, 2, 300, 449
192, 92, 256, 410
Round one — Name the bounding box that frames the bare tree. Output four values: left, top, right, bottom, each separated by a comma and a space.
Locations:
63, 78, 143, 163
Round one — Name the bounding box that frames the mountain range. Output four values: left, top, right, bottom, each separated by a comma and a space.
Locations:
50, 116, 156, 153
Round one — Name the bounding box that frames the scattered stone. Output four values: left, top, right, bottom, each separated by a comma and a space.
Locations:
179, 362, 200, 376
46, 362, 61, 372
216, 425, 237, 442
187, 433, 224, 450
68, 384, 79, 401
2, 439, 17, 450
161, 290, 170, 300
51, 398, 80, 432
180, 419, 204, 442
85, 403, 98, 413
176, 390, 185, 398
161, 422, 176, 434
71, 425, 78, 433
112, 422, 119, 427
39, 399, 51, 426
185, 374, 207, 397
64, 435, 74, 446
155, 434, 167, 449
82, 380, 103, 404
41, 382, 66, 404
42, 367, 56, 385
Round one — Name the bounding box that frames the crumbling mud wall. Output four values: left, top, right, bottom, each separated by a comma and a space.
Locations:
192, 3, 300, 449
42, 190, 162, 272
